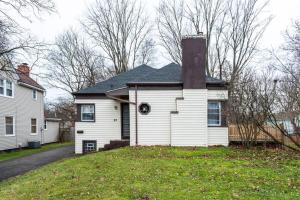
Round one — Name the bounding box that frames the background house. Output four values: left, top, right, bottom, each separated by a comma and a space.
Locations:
0, 63, 55, 150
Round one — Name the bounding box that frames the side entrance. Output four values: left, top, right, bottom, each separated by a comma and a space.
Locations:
121, 103, 130, 140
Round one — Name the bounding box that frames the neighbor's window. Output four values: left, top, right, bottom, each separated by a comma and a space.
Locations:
32, 89, 37, 100
81, 105, 95, 121
6, 80, 13, 97
44, 120, 47, 130
0, 79, 4, 95
31, 118, 37, 134
208, 102, 221, 126
5, 116, 14, 136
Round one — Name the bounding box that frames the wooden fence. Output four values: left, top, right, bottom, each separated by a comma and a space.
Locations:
229, 125, 299, 145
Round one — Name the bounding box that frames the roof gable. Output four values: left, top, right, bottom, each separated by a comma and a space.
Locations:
76, 64, 156, 94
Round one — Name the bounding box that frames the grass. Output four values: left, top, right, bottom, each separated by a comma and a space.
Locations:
0, 146, 299, 200
0, 142, 72, 162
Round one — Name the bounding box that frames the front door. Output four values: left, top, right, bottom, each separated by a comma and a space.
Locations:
121, 103, 130, 139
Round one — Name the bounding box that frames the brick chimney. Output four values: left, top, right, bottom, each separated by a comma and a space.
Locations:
181, 35, 206, 89
17, 63, 30, 76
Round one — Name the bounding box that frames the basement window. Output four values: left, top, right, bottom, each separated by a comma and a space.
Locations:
83, 140, 97, 153
208, 102, 221, 126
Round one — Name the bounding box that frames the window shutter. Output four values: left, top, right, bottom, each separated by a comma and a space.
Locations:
76, 104, 81, 122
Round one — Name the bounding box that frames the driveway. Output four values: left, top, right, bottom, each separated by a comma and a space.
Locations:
0, 144, 75, 181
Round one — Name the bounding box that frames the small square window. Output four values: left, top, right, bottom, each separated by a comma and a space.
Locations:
83, 140, 97, 153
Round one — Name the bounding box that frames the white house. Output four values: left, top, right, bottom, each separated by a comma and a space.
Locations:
73, 36, 229, 154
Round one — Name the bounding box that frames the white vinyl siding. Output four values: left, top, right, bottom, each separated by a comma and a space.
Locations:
208, 127, 229, 146
171, 89, 208, 146
208, 90, 228, 100
129, 90, 182, 146
43, 121, 60, 143
75, 99, 121, 154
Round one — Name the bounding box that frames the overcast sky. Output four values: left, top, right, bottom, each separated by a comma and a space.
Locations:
26, 0, 300, 102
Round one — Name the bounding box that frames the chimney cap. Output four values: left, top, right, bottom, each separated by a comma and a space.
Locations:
182, 34, 206, 40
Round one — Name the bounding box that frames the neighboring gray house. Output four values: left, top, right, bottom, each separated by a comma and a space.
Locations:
73, 36, 229, 154
0, 63, 45, 151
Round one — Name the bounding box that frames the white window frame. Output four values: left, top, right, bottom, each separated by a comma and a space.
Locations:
0, 79, 14, 98
81, 104, 95, 122
30, 118, 38, 135
5, 116, 15, 136
208, 101, 221, 126
32, 89, 37, 100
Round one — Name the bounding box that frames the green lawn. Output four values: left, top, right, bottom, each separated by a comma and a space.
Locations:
0, 142, 72, 162
0, 146, 299, 200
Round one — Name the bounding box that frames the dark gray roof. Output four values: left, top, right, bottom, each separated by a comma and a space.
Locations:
75, 63, 226, 94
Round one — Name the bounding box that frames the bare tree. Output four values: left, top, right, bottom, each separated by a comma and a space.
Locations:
138, 38, 156, 65
230, 70, 261, 147
0, 0, 56, 73
186, 0, 225, 76
157, 0, 186, 65
157, 0, 271, 81
83, 0, 151, 75
45, 29, 107, 96
223, 0, 272, 88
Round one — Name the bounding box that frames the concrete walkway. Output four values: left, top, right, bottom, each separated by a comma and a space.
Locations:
0, 144, 75, 181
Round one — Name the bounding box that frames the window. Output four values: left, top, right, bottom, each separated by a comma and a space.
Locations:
6, 80, 13, 97
83, 140, 97, 153
0, 79, 4, 95
32, 89, 37, 100
81, 104, 95, 121
31, 118, 37, 134
208, 102, 221, 126
0, 79, 13, 97
44, 120, 47, 130
5, 116, 15, 136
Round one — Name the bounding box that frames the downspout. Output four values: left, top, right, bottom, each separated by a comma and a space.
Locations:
135, 85, 138, 146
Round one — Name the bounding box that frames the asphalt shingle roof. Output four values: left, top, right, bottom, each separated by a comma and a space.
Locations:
17, 70, 45, 91
75, 63, 226, 94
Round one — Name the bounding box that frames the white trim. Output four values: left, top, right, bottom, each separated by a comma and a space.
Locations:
81, 104, 95, 122
0, 79, 14, 98
4, 115, 15, 137
30, 118, 38, 135
18, 82, 45, 92
208, 101, 221, 126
